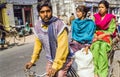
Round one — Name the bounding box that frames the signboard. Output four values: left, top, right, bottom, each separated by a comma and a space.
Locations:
0, 0, 6, 3
7, 0, 37, 5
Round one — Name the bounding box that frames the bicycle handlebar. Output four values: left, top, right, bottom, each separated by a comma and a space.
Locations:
32, 63, 36, 66
24, 68, 46, 77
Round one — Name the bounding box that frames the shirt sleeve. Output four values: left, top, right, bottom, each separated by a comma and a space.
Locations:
52, 28, 69, 71
103, 19, 116, 34
31, 37, 42, 63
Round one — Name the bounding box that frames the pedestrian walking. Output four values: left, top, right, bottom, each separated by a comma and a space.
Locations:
69, 13, 75, 26
68, 13, 75, 32
0, 23, 6, 48
25, 1, 73, 77
70, 5, 96, 77
61, 14, 69, 25
87, 11, 92, 19
90, 0, 116, 77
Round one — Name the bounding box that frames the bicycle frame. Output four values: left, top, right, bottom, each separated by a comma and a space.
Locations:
0, 29, 9, 46
0, 25, 26, 47
108, 31, 120, 77
24, 69, 46, 77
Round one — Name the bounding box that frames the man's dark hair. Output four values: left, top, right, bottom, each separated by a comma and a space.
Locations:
37, 0, 52, 13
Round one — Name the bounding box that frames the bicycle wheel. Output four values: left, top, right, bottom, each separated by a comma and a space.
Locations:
0, 30, 3, 48
14, 32, 25, 46
108, 50, 120, 77
5, 32, 15, 47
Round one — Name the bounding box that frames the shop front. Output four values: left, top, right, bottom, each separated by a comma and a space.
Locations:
13, 5, 32, 27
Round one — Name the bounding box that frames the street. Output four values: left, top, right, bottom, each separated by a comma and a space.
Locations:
0, 0, 120, 77
0, 33, 120, 77
0, 35, 46, 77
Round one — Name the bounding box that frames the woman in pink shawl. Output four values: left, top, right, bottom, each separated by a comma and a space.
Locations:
90, 0, 116, 77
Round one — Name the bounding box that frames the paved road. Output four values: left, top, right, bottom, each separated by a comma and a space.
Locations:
1, 33, 120, 77
111, 50, 120, 77
0, 35, 46, 77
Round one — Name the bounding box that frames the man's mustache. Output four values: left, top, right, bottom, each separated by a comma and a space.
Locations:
44, 16, 49, 19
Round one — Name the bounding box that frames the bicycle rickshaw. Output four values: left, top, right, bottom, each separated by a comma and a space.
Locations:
24, 64, 79, 77
108, 25, 120, 77
0, 25, 25, 48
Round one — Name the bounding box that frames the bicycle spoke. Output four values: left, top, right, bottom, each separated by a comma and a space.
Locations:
24, 69, 46, 77
14, 33, 25, 46
37, 73, 46, 77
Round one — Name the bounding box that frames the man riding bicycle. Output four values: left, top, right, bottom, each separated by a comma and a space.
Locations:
25, 0, 73, 77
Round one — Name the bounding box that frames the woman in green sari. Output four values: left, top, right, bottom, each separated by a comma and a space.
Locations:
90, 0, 116, 77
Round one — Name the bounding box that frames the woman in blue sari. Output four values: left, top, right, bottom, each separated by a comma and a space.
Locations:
70, 5, 96, 77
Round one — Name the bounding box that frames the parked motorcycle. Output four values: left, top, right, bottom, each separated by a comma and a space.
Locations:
24, 22, 32, 35
16, 23, 33, 36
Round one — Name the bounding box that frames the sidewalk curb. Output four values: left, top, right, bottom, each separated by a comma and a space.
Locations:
25, 34, 35, 43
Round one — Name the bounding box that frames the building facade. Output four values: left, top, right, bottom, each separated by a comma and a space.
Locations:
51, 0, 120, 20
0, 0, 10, 29
51, 0, 75, 17
1, 0, 120, 28
6, 0, 39, 27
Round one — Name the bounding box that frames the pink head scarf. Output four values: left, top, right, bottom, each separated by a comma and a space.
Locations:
94, 13, 116, 30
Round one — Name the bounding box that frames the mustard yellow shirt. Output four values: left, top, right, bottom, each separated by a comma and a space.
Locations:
31, 25, 69, 71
